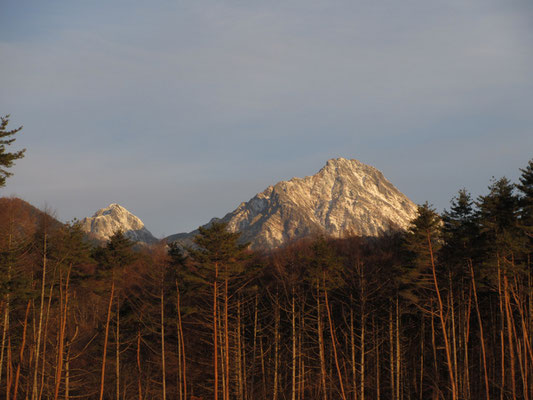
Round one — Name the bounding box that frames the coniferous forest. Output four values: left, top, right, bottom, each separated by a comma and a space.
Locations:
0, 158, 533, 400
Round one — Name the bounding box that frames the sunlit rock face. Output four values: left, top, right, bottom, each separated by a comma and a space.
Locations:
169, 158, 418, 250
81, 203, 157, 244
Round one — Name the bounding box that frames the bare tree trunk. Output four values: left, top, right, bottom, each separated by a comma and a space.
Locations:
0, 231, 12, 391
99, 280, 115, 400
161, 286, 167, 400
116, 296, 121, 400
176, 280, 187, 400
360, 297, 366, 400
32, 232, 47, 400
419, 316, 424, 400
430, 304, 438, 399
427, 232, 457, 400
299, 308, 305, 400
13, 300, 31, 400
260, 334, 266, 399
450, 273, 459, 395
137, 329, 142, 400
0, 299, 8, 390
273, 298, 280, 400
389, 306, 394, 400
469, 260, 490, 400
250, 294, 258, 400
214, 262, 219, 400
395, 298, 401, 400
224, 268, 230, 400
324, 273, 347, 400
374, 315, 380, 400
504, 275, 517, 399
317, 281, 327, 400
351, 298, 358, 400
7, 336, 12, 400
292, 290, 297, 400
65, 343, 70, 400
54, 265, 71, 400
236, 299, 244, 400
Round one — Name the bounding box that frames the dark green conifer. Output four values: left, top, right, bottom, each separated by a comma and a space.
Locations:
517, 159, 533, 239
0, 115, 25, 188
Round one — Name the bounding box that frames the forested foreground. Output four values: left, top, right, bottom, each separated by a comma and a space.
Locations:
0, 160, 532, 400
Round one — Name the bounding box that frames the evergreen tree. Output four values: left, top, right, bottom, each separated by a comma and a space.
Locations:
477, 177, 524, 271
187, 221, 248, 400
0, 115, 25, 188
441, 189, 480, 272
401, 202, 443, 302
517, 159, 533, 240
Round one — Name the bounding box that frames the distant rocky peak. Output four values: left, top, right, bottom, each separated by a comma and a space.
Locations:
81, 203, 157, 244
168, 158, 418, 250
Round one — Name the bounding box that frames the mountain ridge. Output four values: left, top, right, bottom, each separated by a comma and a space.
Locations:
168, 158, 418, 249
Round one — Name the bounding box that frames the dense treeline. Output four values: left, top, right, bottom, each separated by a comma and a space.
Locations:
0, 159, 532, 400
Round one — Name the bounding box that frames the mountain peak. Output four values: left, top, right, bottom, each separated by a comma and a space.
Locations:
168, 158, 418, 250
81, 204, 157, 244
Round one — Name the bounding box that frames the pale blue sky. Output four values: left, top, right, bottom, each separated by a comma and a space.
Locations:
1, 0, 533, 237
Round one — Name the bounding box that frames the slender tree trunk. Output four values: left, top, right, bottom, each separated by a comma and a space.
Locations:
374, 315, 380, 400
470, 260, 490, 400
497, 259, 506, 400
317, 281, 328, 400
427, 231, 457, 400
137, 329, 142, 400
351, 298, 358, 400
65, 343, 70, 400
13, 300, 31, 400
395, 297, 401, 400
504, 275, 517, 399
419, 316, 424, 400
430, 304, 438, 398
99, 280, 115, 400
0, 299, 8, 390
260, 334, 266, 399
236, 299, 244, 400
250, 294, 258, 400
360, 297, 366, 400
299, 307, 304, 400
6, 336, 12, 400
463, 285, 472, 400
54, 265, 71, 400
176, 280, 186, 400
40, 276, 55, 400
116, 296, 121, 400
161, 286, 167, 400
0, 231, 12, 390
32, 232, 47, 400
292, 290, 297, 400
324, 272, 347, 400
224, 267, 230, 400
389, 306, 395, 400
214, 262, 219, 400
273, 298, 280, 400
450, 273, 459, 395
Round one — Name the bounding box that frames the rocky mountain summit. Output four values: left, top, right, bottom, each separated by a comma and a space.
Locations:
169, 158, 418, 249
80, 203, 157, 244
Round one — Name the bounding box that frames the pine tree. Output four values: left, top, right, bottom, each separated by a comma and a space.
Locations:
517, 159, 533, 240
188, 221, 248, 400
0, 115, 25, 188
